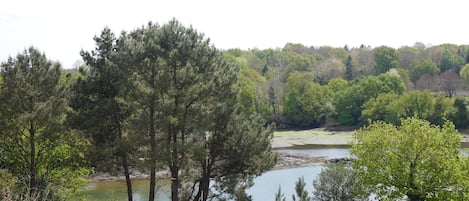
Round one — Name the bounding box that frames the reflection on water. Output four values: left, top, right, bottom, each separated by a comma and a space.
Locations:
79, 146, 349, 201
78, 144, 466, 201
79, 179, 170, 201
248, 166, 322, 201
80, 166, 324, 201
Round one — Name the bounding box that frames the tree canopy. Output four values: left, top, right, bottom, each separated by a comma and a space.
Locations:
351, 118, 469, 201
0, 47, 89, 200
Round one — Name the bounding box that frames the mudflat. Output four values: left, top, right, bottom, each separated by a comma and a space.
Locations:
272, 128, 353, 148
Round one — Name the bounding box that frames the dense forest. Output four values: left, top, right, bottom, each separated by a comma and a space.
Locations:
1, 18, 469, 201
223, 42, 469, 129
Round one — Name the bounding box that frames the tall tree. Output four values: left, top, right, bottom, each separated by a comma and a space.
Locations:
345, 55, 353, 80
373, 45, 400, 74
68, 28, 135, 201
351, 118, 469, 200
124, 22, 162, 201
0, 47, 89, 200
126, 19, 276, 201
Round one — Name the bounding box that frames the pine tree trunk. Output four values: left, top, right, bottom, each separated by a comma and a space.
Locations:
29, 123, 37, 199
122, 153, 133, 201
201, 177, 210, 201
149, 106, 157, 201
170, 165, 179, 201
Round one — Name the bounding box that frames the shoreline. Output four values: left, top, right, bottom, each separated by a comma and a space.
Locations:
87, 128, 469, 182
272, 127, 352, 148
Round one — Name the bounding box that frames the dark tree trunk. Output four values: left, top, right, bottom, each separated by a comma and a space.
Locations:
201, 176, 210, 201
29, 123, 37, 199
170, 128, 179, 201
170, 165, 179, 201
122, 153, 133, 201
149, 106, 157, 201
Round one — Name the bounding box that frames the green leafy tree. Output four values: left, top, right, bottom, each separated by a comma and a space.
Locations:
459, 63, 469, 89
409, 59, 439, 82
397, 90, 435, 120
373, 46, 400, 74
451, 97, 469, 129
361, 92, 400, 125
0, 47, 89, 200
427, 95, 456, 126
283, 71, 330, 128
335, 74, 405, 126
440, 49, 464, 72
312, 164, 368, 201
351, 118, 469, 201
68, 28, 135, 201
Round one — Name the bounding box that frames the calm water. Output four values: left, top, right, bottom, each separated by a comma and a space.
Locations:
78, 147, 349, 201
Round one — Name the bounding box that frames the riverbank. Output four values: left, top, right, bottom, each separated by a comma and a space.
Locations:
87, 128, 468, 181
88, 128, 352, 181
272, 128, 352, 148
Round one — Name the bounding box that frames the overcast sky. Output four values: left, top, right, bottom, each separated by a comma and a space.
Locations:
1, 0, 468, 68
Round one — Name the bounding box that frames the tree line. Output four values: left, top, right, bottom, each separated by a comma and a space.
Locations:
226, 42, 469, 129
0, 20, 275, 201
2, 18, 469, 201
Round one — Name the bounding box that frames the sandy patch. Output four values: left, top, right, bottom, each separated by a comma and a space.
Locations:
272, 128, 353, 148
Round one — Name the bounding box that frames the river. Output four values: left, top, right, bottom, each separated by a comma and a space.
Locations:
78, 146, 349, 201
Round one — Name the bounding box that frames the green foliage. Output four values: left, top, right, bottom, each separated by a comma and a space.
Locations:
275, 186, 287, 201
335, 74, 405, 125
312, 164, 368, 201
209, 114, 276, 201
361, 93, 400, 124
69, 27, 137, 201
326, 78, 348, 94
69, 27, 135, 171
440, 49, 464, 72
373, 46, 400, 74
409, 59, 439, 82
459, 63, 469, 89
292, 177, 311, 201
361, 90, 456, 126
345, 55, 353, 80
351, 118, 469, 200
427, 95, 456, 126
451, 97, 469, 128
0, 47, 89, 200
397, 90, 435, 120
238, 64, 266, 114
283, 71, 330, 128
119, 19, 275, 201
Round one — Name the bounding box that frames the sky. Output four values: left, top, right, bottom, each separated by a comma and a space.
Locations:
1, 0, 469, 69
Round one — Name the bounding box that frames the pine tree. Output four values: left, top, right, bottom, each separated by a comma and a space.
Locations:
126, 19, 276, 201
68, 28, 135, 201
345, 55, 353, 80
0, 47, 89, 200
